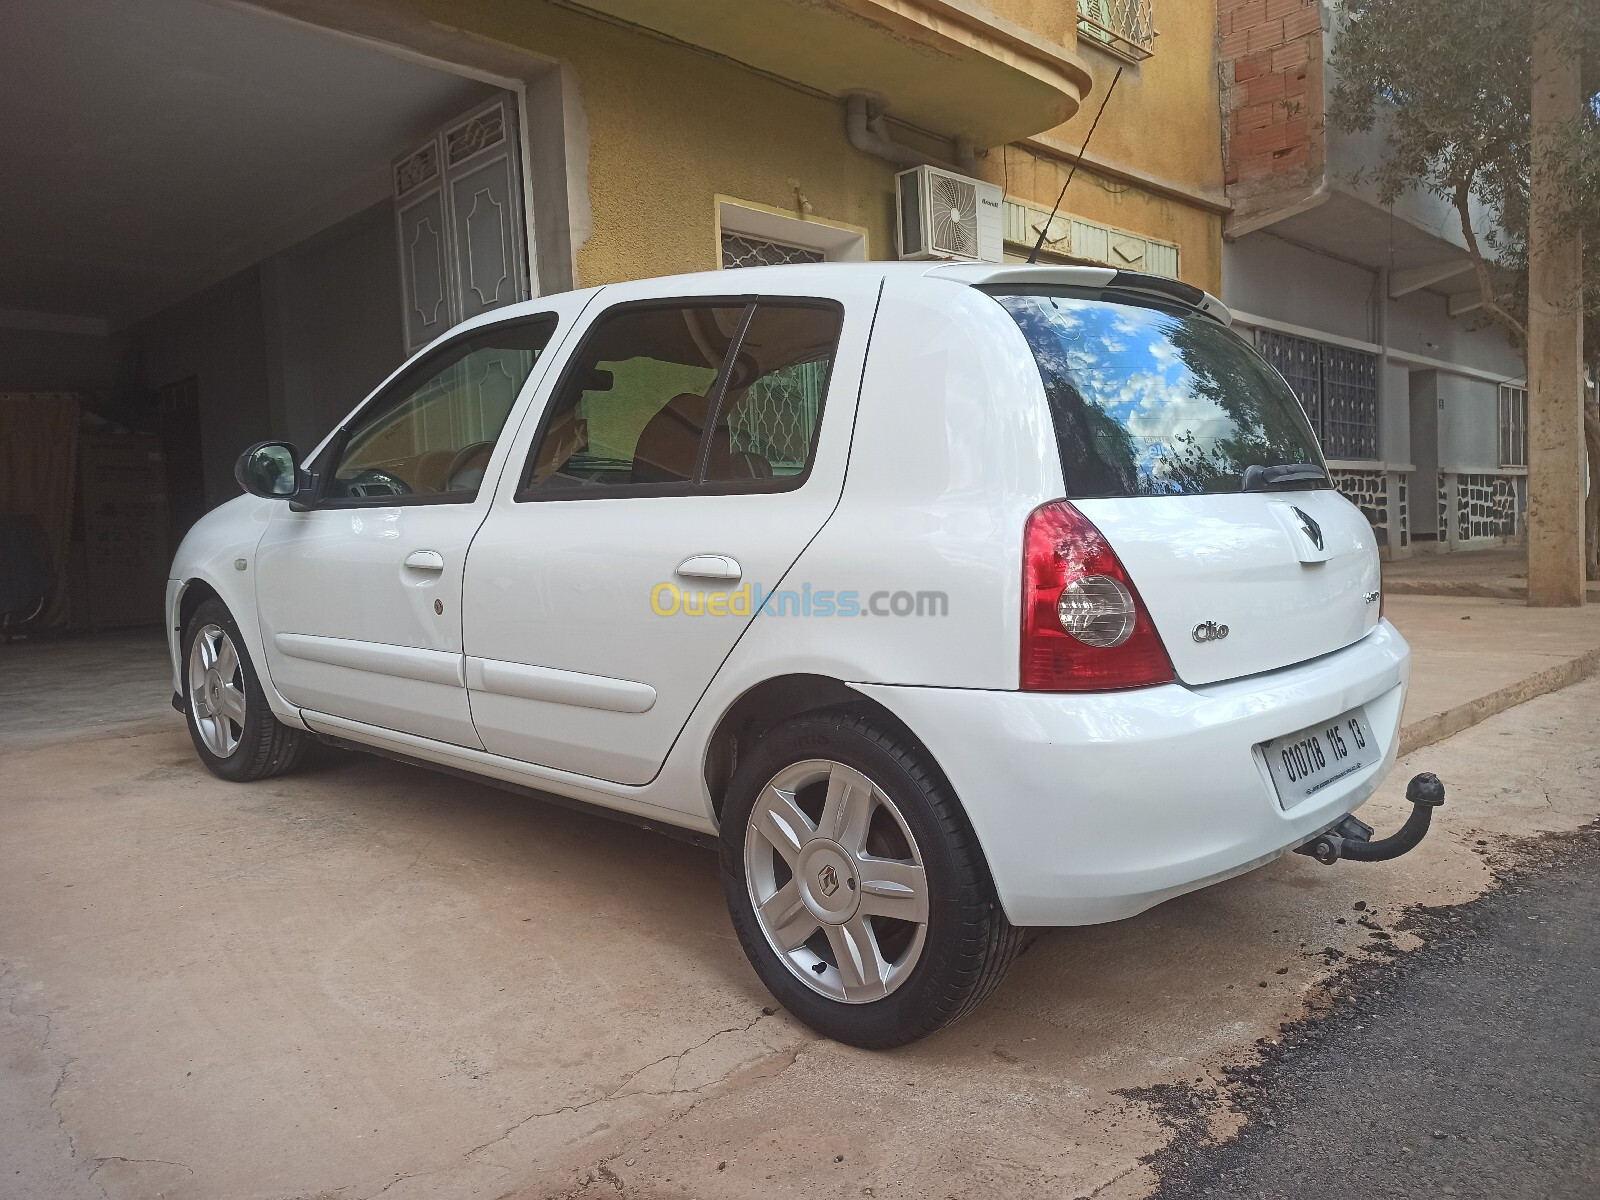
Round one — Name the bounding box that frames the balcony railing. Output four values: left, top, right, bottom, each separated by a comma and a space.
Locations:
1076, 0, 1156, 62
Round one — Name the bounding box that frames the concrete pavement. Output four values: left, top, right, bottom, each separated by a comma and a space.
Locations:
2, 601, 1599, 1199
1382, 593, 1600, 752
1383, 544, 1600, 603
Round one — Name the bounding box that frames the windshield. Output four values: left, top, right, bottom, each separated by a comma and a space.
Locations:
991, 288, 1326, 498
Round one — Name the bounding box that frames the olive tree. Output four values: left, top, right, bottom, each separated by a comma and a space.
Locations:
1328, 0, 1599, 584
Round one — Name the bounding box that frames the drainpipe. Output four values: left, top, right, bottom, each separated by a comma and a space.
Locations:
844, 94, 976, 176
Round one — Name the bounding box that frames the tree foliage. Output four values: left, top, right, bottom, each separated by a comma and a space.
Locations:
1327, 0, 1599, 356
1329, 0, 1600, 576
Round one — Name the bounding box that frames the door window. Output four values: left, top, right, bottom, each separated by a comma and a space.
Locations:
519, 300, 842, 498
702, 304, 837, 482
323, 318, 555, 504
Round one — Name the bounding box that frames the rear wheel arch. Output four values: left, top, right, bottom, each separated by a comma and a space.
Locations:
703, 675, 969, 844
706, 675, 874, 817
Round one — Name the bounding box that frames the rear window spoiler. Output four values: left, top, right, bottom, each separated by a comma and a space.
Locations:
928, 263, 1233, 328
1107, 272, 1232, 327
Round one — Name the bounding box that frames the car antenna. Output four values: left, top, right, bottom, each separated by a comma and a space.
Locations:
1027, 66, 1123, 265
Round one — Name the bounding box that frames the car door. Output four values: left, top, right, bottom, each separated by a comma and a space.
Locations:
253, 310, 569, 747
463, 278, 876, 789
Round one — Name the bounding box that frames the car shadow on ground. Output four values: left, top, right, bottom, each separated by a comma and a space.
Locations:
269, 735, 1371, 1075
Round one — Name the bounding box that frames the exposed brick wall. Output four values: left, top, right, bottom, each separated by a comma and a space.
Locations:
1217, 0, 1325, 225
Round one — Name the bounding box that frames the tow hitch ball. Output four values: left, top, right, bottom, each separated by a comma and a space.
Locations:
1295, 772, 1445, 866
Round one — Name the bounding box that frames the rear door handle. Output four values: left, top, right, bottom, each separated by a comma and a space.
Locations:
675, 554, 742, 581
404, 549, 445, 571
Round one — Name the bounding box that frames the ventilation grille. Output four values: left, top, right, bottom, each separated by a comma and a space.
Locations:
929, 173, 979, 258
896, 165, 1003, 261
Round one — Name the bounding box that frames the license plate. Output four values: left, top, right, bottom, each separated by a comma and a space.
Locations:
1262, 706, 1377, 808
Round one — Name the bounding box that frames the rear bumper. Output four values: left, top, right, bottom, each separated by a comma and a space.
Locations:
855, 621, 1410, 927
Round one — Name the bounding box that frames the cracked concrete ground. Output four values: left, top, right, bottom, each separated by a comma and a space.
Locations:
2, 646, 1598, 1200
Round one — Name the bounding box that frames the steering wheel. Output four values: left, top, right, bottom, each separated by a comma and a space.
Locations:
443, 441, 495, 492
342, 468, 412, 498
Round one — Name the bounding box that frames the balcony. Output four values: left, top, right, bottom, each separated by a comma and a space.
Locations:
1219, 0, 1493, 312
1076, 0, 1156, 62
574, 0, 1093, 146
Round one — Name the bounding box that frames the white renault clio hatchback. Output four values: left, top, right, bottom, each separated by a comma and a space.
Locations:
169, 262, 1430, 1047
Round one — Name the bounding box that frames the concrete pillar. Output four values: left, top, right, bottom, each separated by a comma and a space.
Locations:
1525, 0, 1586, 606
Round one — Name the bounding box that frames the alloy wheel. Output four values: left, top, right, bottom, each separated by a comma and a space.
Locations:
187, 622, 246, 758
744, 758, 930, 1003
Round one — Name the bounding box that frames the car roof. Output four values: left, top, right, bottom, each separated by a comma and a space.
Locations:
447, 260, 1230, 345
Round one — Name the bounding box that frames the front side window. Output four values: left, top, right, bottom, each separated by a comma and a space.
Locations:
992, 288, 1326, 498
520, 300, 841, 498
324, 318, 555, 503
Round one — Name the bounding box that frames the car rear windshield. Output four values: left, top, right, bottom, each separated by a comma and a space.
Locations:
989, 288, 1326, 498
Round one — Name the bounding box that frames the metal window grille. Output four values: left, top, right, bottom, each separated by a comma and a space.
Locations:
1498, 383, 1527, 467
728, 360, 828, 471
1076, 0, 1156, 61
720, 232, 825, 269
1255, 330, 1379, 460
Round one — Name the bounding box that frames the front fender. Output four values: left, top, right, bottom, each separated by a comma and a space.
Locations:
167, 494, 305, 727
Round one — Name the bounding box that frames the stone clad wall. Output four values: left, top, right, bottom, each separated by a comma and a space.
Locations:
1456, 473, 1518, 541
1330, 467, 1389, 547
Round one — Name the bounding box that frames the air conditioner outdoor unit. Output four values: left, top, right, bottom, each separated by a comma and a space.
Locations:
896, 164, 1004, 263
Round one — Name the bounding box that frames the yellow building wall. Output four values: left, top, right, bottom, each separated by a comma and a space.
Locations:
422, 0, 915, 288
420, 1, 1221, 293
982, 1, 1227, 293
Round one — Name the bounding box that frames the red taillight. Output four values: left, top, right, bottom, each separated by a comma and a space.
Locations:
1020, 500, 1176, 692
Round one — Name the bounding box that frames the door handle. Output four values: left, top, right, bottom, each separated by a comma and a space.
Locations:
404, 549, 445, 571
675, 554, 742, 581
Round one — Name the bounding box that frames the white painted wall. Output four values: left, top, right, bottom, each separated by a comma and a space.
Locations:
1380, 361, 1410, 464
1223, 235, 1376, 344
1224, 231, 1525, 482
1386, 289, 1524, 379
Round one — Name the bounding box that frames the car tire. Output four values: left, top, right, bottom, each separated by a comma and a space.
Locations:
182, 597, 307, 782
720, 708, 1024, 1048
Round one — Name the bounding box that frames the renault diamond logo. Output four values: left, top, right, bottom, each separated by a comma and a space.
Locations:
817, 864, 840, 897
1293, 506, 1324, 551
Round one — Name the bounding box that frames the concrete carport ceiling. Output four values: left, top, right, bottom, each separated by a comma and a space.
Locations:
0, 0, 495, 329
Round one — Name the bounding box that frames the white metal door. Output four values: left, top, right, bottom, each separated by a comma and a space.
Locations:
394, 96, 531, 355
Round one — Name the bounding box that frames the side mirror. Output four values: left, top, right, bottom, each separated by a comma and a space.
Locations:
235, 441, 301, 499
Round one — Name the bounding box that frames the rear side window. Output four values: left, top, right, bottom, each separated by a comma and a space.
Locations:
991, 289, 1326, 498
519, 299, 842, 498
702, 304, 837, 483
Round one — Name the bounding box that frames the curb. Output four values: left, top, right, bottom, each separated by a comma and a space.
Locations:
1398, 645, 1600, 756
1386, 579, 1600, 603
